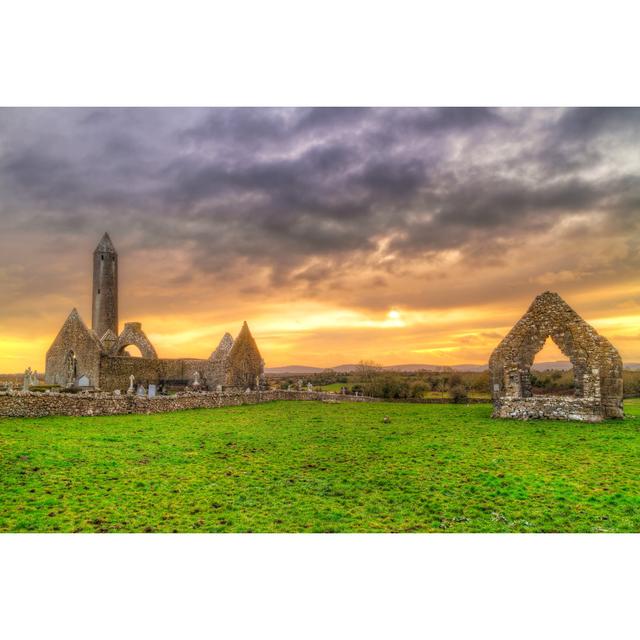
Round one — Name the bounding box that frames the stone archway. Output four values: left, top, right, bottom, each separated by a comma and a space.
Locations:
114, 322, 158, 359
489, 292, 623, 421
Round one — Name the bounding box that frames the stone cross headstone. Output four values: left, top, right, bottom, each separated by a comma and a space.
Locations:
23, 368, 31, 391
128, 375, 135, 394
148, 384, 156, 398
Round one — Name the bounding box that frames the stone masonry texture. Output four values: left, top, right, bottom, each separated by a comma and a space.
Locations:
489, 291, 624, 422
92, 232, 118, 340
0, 390, 382, 418
45, 234, 265, 393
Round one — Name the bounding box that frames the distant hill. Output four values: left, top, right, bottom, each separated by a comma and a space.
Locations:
265, 363, 488, 374
265, 362, 640, 374
531, 361, 572, 371
264, 365, 325, 374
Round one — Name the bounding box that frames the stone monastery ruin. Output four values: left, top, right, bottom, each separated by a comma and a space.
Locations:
489, 291, 623, 422
45, 233, 264, 392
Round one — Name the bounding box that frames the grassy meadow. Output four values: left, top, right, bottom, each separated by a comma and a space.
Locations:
2, 400, 640, 533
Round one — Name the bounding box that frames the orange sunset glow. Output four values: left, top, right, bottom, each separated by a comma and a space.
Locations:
1, 108, 639, 371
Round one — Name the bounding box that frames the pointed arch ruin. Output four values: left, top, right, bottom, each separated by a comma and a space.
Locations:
114, 322, 158, 359
489, 292, 623, 421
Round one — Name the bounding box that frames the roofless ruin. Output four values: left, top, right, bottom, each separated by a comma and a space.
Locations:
489, 291, 623, 422
45, 233, 264, 392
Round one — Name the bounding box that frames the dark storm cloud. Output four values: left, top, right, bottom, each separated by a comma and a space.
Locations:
0, 107, 639, 304
554, 107, 640, 141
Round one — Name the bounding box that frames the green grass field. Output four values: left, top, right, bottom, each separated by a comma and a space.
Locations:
2, 400, 640, 533
315, 382, 345, 392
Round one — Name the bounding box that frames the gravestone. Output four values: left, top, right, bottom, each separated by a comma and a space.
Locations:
77, 375, 90, 387
148, 384, 156, 398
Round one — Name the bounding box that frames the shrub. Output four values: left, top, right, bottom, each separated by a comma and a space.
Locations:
409, 381, 428, 398
449, 384, 468, 404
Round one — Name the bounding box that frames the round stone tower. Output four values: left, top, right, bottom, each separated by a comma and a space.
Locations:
92, 232, 118, 339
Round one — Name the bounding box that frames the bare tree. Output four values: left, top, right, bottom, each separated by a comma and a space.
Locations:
357, 360, 382, 383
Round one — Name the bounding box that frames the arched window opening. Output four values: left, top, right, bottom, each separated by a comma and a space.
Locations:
530, 337, 575, 396
119, 344, 144, 358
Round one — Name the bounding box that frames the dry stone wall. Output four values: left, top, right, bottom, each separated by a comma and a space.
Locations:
0, 390, 381, 419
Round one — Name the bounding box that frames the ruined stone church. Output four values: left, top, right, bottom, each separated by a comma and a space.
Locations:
489, 291, 623, 422
45, 233, 264, 392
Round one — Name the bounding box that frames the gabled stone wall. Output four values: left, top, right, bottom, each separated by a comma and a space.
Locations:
45, 309, 103, 387
489, 292, 624, 421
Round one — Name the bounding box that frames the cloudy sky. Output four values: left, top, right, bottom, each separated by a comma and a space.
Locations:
1, 107, 639, 371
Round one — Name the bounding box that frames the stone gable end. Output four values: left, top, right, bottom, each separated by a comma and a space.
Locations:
489, 291, 623, 421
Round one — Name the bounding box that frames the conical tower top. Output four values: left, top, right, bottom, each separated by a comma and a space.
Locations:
95, 232, 116, 254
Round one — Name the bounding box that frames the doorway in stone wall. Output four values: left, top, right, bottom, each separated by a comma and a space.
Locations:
530, 337, 575, 396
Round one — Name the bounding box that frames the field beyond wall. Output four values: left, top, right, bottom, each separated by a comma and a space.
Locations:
2, 400, 640, 533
